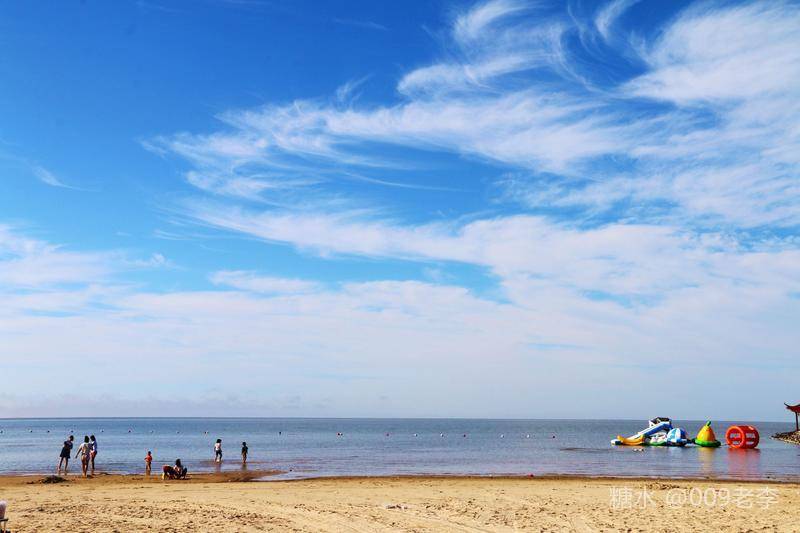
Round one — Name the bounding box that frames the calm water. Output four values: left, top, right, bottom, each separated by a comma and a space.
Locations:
1, 418, 798, 481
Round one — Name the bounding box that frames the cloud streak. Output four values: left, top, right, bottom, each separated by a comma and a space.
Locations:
147, 0, 800, 230
31, 166, 83, 190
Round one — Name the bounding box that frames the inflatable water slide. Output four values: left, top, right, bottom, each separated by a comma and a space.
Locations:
612, 417, 688, 447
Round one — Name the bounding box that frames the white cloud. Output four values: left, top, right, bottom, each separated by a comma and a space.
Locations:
145, 0, 800, 230
594, 0, 640, 41
3, 247, 798, 418
210, 270, 321, 294
508, 2, 800, 228
453, 0, 528, 44
32, 166, 76, 189
0, 226, 170, 288
2, 224, 798, 418
627, 3, 800, 103
145, 0, 633, 184
186, 203, 800, 301
0, 225, 114, 287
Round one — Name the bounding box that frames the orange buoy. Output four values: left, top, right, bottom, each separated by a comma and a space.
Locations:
725, 425, 759, 449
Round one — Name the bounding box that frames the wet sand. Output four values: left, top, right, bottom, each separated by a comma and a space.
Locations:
0, 473, 798, 531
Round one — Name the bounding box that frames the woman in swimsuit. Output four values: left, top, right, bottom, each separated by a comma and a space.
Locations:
57, 435, 74, 474
89, 435, 98, 473
75, 436, 91, 477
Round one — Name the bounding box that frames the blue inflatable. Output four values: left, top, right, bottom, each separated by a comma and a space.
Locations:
666, 427, 688, 446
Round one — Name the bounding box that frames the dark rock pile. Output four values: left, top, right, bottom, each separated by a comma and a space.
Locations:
38, 475, 67, 484
772, 430, 800, 445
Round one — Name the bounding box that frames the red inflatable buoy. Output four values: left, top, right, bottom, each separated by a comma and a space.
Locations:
725, 425, 759, 449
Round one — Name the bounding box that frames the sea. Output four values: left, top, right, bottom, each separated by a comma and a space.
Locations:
1, 418, 798, 481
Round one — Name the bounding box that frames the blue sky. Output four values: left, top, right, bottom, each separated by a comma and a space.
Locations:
2, 0, 799, 420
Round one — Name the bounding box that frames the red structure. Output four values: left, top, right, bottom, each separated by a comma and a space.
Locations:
725, 425, 759, 449
786, 403, 800, 431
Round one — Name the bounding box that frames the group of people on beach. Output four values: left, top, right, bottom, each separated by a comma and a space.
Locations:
158, 439, 249, 479
57, 434, 98, 477
57, 435, 250, 479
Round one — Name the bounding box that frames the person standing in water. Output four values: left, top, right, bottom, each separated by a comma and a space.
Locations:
241, 442, 248, 464
214, 439, 223, 462
145, 451, 153, 475
75, 436, 91, 477
89, 435, 98, 474
57, 435, 74, 474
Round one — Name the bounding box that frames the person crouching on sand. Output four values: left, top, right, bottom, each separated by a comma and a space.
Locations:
241, 441, 248, 464
75, 436, 91, 477
145, 451, 153, 475
162, 459, 187, 480
57, 435, 74, 474
214, 438, 222, 462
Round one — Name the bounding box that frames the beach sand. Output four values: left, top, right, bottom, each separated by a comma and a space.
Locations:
0, 473, 798, 532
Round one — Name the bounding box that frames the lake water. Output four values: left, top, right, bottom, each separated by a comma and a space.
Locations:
1, 418, 798, 481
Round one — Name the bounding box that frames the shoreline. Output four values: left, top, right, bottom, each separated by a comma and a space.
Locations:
2, 470, 799, 485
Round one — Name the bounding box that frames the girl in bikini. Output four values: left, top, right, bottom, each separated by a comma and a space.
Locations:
75, 436, 91, 477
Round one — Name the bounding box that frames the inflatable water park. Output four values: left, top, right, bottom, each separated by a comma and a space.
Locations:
612, 418, 759, 449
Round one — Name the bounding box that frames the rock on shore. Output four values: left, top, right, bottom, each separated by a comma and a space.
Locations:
772, 430, 800, 445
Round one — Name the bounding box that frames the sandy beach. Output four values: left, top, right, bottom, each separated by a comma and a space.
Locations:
1, 473, 798, 532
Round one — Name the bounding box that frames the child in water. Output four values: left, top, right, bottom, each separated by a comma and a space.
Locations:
145, 451, 153, 475
241, 441, 248, 464
214, 439, 222, 462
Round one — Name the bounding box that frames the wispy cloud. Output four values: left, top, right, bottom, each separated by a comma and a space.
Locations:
143, 0, 800, 239
0, 225, 114, 287
335, 76, 371, 103
0, 225, 168, 288
333, 18, 388, 31
453, 0, 528, 44
32, 166, 80, 190
210, 270, 321, 294
594, 0, 640, 40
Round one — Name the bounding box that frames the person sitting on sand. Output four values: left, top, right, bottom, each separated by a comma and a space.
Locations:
161, 464, 175, 479
75, 436, 91, 477
162, 459, 188, 480
241, 441, 248, 464
214, 438, 223, 462
145, 451, 153, 475
174, 459, 187, 479
57, 435, 74, 474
